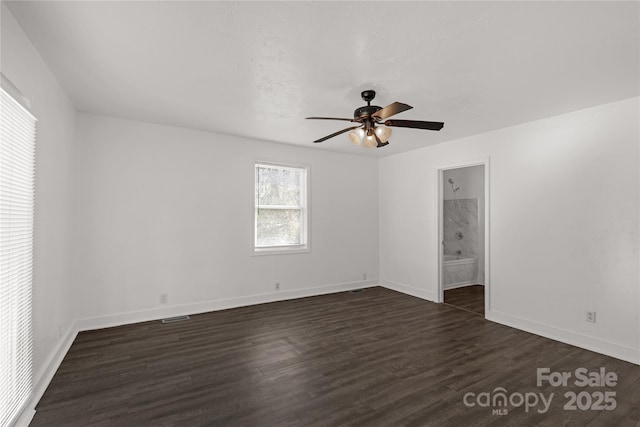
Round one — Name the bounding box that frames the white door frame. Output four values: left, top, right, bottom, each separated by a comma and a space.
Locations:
436, 158, 491, 317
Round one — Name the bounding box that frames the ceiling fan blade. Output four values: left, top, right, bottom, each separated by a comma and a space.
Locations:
384, 119, 444, 131
313, 125, 361, 143
372, 102, 413, 120
306, 116, 355, 122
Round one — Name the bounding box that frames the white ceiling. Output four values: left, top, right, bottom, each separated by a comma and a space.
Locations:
5, 1, 639, 157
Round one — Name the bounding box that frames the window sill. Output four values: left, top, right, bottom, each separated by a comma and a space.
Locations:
252, 246, 310, 256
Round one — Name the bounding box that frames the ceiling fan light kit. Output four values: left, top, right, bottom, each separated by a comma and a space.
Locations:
306, 90, 444, 149
348, 128, 365, 146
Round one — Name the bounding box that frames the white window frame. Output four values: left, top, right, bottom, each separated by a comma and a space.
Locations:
253, 161, 310, 255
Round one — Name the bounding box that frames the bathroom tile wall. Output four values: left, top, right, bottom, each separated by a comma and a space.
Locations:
443, 198, 479, 257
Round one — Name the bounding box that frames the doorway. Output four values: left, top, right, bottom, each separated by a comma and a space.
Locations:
438, 161, 489, 316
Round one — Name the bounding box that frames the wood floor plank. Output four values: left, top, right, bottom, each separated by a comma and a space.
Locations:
31, 287, 639, 426
444, 284, 485, 315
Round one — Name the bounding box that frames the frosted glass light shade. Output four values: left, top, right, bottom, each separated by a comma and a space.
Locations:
374, 126, 392, 143
363, 134, 377, 148
348, 128, 365, 145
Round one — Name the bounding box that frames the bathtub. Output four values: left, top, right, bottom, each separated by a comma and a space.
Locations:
443, 255, 478, 289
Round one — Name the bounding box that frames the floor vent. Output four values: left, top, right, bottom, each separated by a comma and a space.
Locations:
161, 315, 190, 324
350, 289, 365, 293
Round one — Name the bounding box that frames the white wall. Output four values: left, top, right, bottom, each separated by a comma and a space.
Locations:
380, 97, 640, 363
1, 1, 77, 386
73, 114, 379, 323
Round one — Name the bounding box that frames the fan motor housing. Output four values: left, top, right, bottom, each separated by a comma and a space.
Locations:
354, 105, 382, 121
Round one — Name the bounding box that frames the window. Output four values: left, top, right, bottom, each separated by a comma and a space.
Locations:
254, 162, 309, 253
0, 87, 37, 426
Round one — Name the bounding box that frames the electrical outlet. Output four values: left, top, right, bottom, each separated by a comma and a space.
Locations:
586, 311, 596, 323
275, 282, 280, 291
160, 293, 168, 304
363, 273, 367, 280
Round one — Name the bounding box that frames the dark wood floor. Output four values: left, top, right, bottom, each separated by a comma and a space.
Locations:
444, 285, 485, 316
32, 287, 639, 426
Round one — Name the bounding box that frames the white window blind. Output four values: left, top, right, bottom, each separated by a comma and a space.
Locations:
0, 87, 36, 426
255, 162, 309, 252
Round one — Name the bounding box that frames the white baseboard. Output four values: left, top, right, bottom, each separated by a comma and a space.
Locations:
13, 279, 379, 426
76, 280, 379, 332
380, 280, 436, 302
13, 323, 78, 427
486, 309, 640, 365
11, 405, 34, 427
18, 280, 636, 427
382, 283, 639, 366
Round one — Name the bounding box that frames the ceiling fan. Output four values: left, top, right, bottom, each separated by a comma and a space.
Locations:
306, 90, 444, 148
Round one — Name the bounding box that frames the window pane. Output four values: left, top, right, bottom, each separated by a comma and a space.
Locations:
254, 162, 308, 251
256, 208, 302, 247
256, 166, 301, 207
